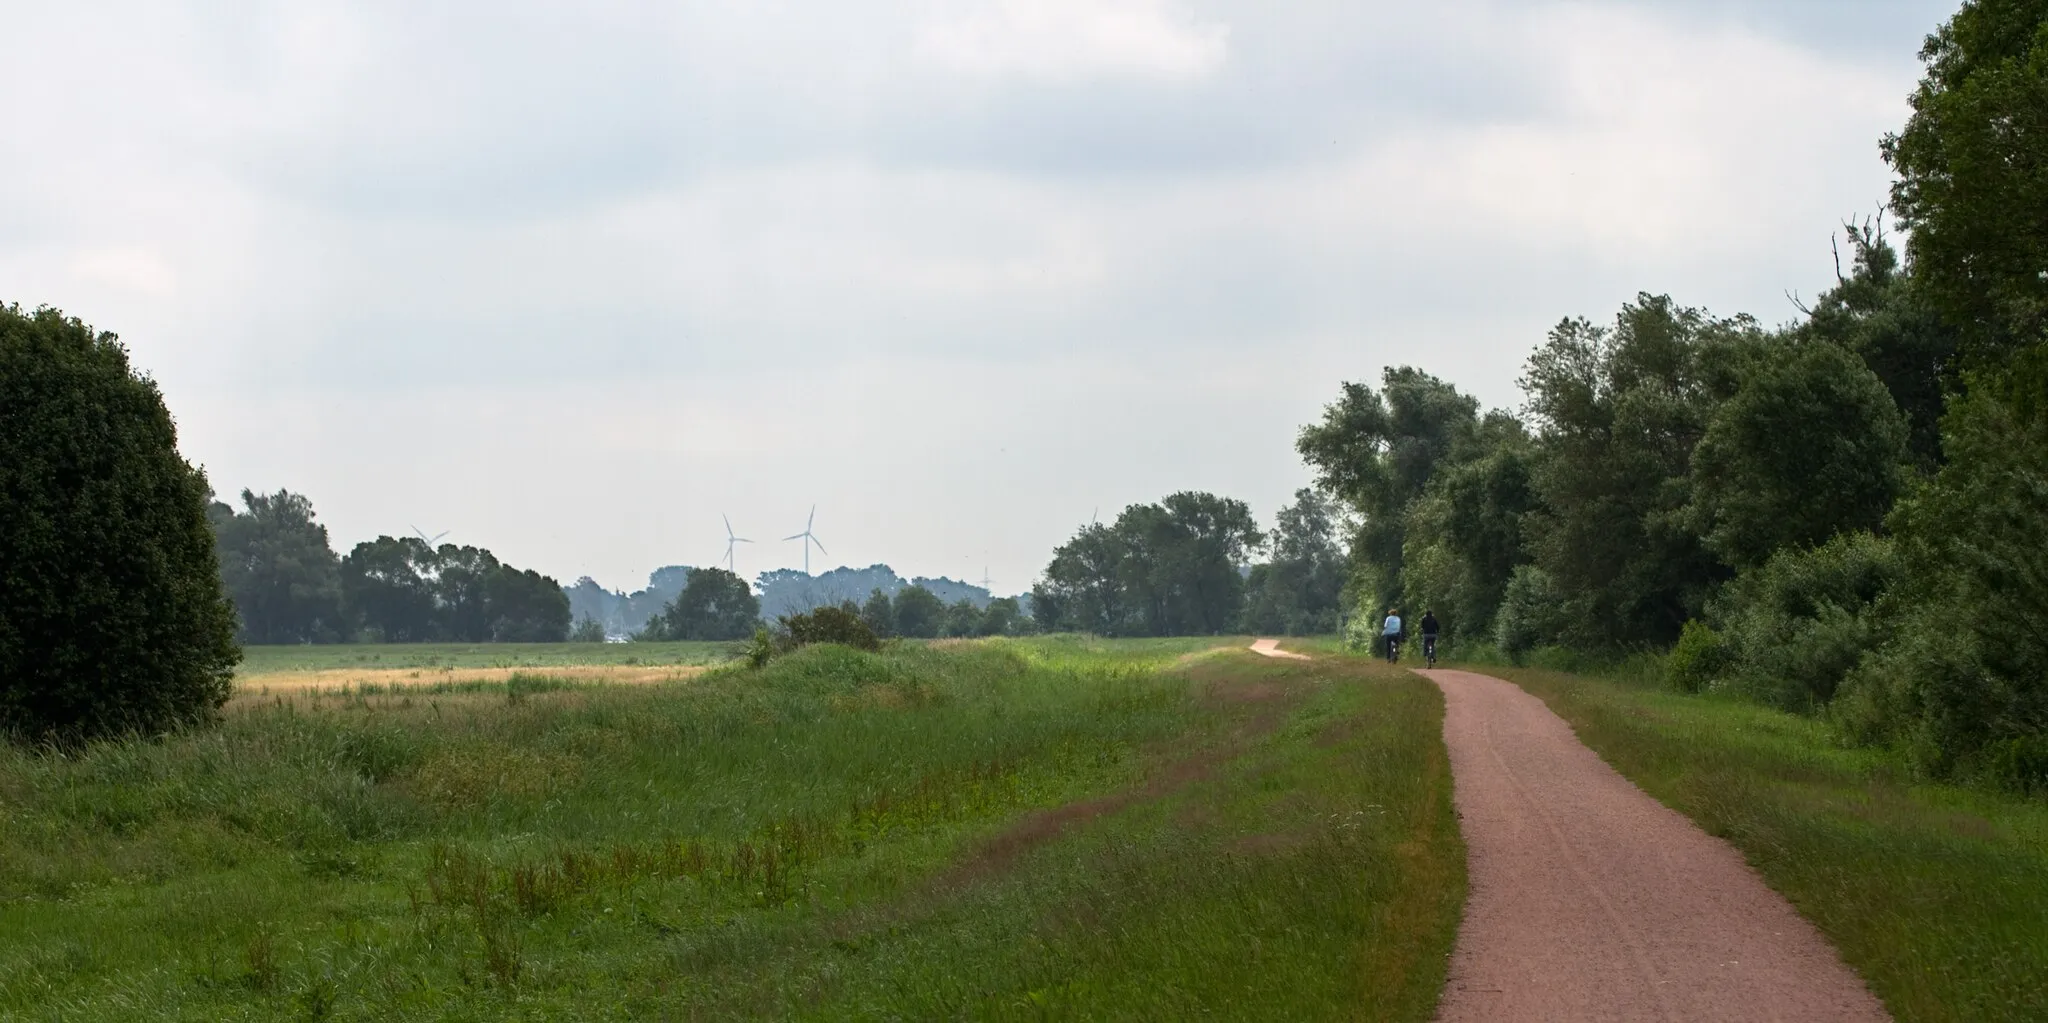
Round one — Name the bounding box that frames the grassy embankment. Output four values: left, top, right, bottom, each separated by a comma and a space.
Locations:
1, 636, 1462, 1020
1467, 658, 2048, 1022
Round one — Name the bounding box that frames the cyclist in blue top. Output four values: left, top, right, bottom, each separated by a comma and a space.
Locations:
1381, 609, 1403, 663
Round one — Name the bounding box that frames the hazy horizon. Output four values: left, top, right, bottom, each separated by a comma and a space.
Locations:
1, 0, 1956, 591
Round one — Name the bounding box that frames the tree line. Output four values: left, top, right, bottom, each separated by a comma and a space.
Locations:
633, 569, 1029, 642
1286, 0, 2046, 790
205, 489, 572, 644
1028, 489, 1346, 637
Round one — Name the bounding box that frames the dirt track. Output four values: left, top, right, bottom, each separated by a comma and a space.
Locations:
1248, 638, 1310, 660
1420, 668, 1888, 1021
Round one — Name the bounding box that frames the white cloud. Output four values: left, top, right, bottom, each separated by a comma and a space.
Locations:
916, 0, 1229, 82
0, 0, 1947, 590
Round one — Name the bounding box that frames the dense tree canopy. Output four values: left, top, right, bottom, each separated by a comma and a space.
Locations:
1033, 492, 1260, 636
210, 489, 346, 643
338, 536, 569, 643
1883, 0, 2048, 359
1688, 341, 1908, 569
1, 304, 240, 743
642, 567, 760, 641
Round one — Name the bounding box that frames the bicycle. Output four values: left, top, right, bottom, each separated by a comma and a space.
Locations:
1384, 635, 1401, 664
1422, 634, 1438, 668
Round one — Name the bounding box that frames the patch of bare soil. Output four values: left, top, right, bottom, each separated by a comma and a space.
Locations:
1249, 638, 1310, 660
1421, 667, 1889, 1022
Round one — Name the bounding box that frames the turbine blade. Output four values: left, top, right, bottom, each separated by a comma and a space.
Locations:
808, 505, 816, 530
723, 513, 734, 536
785, 534, 806, 542
736, 537, 753, 544
811, 536, 828, 555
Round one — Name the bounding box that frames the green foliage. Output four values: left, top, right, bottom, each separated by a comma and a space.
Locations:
744, 626, 774, 668
1035, 492, 1262, 636
1491, 565, 1568, 662
776, 603, 882, 652
1297, 368, 1482, 611
1519, 296, 1752, 648
891, 584, 944, 639
210, 489, 347, 643
1688, 341, 1909, 569
567, 616, 607, 643
1243, 489, 1347, 635
1706, 532, 1901, 710
1883, 0, 2048, 358
1838, 379, 2048, 784
0, 304, 241, 744
340, 537, 570, 643
1664, 620, 1728, 694
1802, 221, 1960, 468
641, 567, 758, 641
980, 596, 1026, 636
941, 598, 985, 638
859, 587, 895, 637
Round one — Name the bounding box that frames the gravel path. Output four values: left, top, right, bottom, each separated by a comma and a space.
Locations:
1419, 668, 1889, 1022
1248, 638, 1310, 660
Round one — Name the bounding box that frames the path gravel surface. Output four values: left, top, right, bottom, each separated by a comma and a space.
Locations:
1248, 638, 1310, 660
1420, 668, 1889, 1022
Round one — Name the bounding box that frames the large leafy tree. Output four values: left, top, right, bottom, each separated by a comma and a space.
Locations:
211, 489, 346, 643
1297, 367, 1480, 610
1801, 222, 1959, 468
1519, 296, 1753, 647
339, 536, 569, 642
645, 567, 759, 641
1034, 492, 1260, 636
1883, 0, 2048, 359
1243, 488, 1347, 635
891, 585, 944, 639
484, 565, 573, 642
1, 304, 241, 742
1401, 414, 1541, 638
1688, 341, 1908, 569
341, 536, 439, 642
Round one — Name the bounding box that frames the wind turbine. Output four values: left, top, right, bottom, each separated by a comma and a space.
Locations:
411, 525, 450, 548
719, 514, 752, 574
784, 505, 827, 576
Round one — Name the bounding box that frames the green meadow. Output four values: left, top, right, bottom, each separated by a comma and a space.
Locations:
0, 638, 1462, 1020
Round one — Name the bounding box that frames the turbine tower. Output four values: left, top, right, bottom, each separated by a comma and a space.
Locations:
719, 514, 752, 574
784, 505, 827, 576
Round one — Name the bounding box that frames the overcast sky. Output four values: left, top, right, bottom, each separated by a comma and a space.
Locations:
2, 0, 1957, 595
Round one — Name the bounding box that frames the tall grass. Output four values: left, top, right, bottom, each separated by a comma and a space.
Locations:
1, 638, 1460, 1020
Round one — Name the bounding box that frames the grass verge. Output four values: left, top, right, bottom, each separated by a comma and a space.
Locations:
1470, 662, 2048, 1023
2, 638, 1460, 1020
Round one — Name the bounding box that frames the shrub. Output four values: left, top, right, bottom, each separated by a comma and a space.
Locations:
0, 305, 241, 743
1665, 620, 1729, 694
569, 616, 607, 643
1493, 566, 1567, 663
1707, 531, 1900, 712
776, 604, 881, 653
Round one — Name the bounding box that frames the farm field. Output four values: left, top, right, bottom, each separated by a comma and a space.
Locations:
235, 642, 738, 694
0, 637, 1462, 1020
1472, 660, 2048, 1022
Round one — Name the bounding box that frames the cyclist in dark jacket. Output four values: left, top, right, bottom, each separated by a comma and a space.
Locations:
1419, 611, 1441, 666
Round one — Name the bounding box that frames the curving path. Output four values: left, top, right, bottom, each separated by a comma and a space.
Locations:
1248, 638, 1310, 660
1419, 668, 1888, 1021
